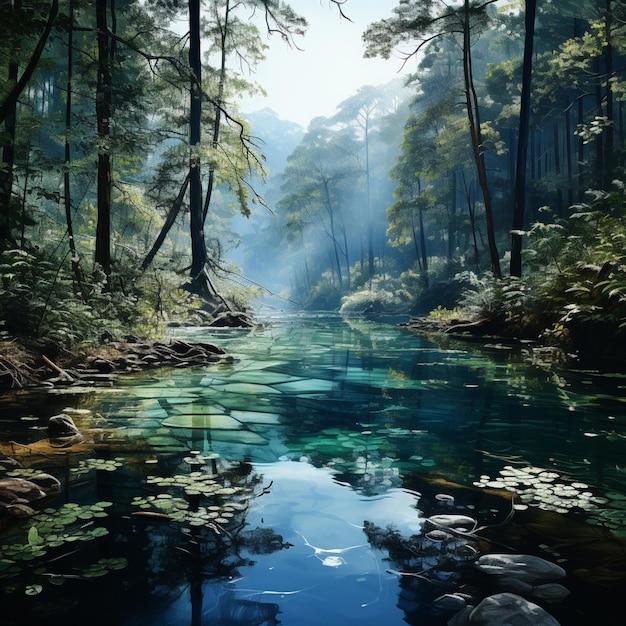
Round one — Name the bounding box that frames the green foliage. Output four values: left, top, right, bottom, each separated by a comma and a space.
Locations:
525, 187, 626, 343
0, 242, 196, 346
339, 274, 412, 315
0, 501, 126, 595
457, 271, 533, 322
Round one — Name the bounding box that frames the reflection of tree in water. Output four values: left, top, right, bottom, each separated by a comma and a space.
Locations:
126, 456, 290, 626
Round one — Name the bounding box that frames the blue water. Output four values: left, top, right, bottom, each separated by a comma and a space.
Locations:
1, 313, 624, 625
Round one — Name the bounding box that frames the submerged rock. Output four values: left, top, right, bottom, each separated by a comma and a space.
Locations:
48, 413, 81, 439
425, 514, 477, 532
476, 554, 566, 582
531, 583, 571, 601
434, 593, 467, 611
469, 592, 560, 625
0, 472, 61, 519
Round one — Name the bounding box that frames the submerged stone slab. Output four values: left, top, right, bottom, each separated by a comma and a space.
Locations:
476, 554, 566, 582
469, 592, 560, 625
162, 414, 242, 430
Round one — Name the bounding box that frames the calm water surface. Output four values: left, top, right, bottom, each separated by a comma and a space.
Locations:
0, 313, 624, 625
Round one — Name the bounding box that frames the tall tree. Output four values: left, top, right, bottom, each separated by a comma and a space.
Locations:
510, 0, 537, 278
0, 0, 59, 246
95, 0, 113, 277
364, 0, 502, 277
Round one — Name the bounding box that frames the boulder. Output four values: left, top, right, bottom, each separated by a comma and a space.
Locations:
47, 413, 81, 439
0, 452, 21, 473
0, 477, 47, 503
469, 592, 560, 625
476, 554, 566, 583
208, 311, 255, 328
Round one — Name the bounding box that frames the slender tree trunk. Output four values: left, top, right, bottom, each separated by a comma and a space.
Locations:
322, 179, 343, 289
141, 174, 190, 270
0, 0, 20, 247
603, 0, 614, 184
364, 115, 375, 280
462, 0, 500, 277
203, 0, 230, 224
0, 0, 59, 126
189, 0, 207, 280
64, 0, 83, 290
510, 0, 536, 277
95, 0, 112, 277
448, 170, 457, 260
565, 108, 574, 207
553, 121, 563, 216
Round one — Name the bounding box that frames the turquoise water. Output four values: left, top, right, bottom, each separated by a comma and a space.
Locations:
0, 313, 624, 625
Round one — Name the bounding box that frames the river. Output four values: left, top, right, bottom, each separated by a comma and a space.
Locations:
0, 313, 624, 625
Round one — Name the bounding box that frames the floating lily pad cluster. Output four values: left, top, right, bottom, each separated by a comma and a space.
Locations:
473, 465, 626, 532
71, 456, 125, 477
133, 459, 254, 530
0, 501, 126, 595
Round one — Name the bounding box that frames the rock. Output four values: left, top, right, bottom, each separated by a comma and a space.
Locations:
29, 473, 61, 494
4, 502, 37, 518
531, 583, 570, 601
425, 514, 477, 532
48, 413, 81, 439
434, 593, 467, 611
476, 554, 566, 583
0, 477, 47, 503
208, 311, 255, 328
0, 452, 21, 473
496, 576, 533, 595
448, 605, 474, 626
469, 592, 560, 625
90, 357, 116, 373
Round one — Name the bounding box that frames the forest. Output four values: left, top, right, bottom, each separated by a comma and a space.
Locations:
1, 0, 626, 365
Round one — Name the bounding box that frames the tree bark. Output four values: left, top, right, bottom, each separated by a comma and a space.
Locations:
141, 174, 190, 271
95, 0, 112, 277
462, 0, 501, 277
510, 0, 536, 278
188, 0, 209, 283
64, 0, 84, 291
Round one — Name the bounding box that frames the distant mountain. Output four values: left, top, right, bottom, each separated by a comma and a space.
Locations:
243, 108, 305, 176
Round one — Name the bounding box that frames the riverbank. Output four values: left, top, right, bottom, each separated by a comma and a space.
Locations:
0, 337, 234, 391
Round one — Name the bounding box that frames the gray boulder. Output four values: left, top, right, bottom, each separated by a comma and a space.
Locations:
469, 592, 560, 625
47, 413, 81, 439
476, 554, 566, 583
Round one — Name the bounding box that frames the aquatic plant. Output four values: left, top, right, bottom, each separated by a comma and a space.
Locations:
132, 454, 257, 533
0, 502, 127, 595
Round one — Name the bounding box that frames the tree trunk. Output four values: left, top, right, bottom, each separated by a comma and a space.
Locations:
462, 0, 500, 277
202, 0, 230, 224
0, 0, 20, 247
188, 0, 209, 286
64, 0, 84, 291
510, 0, 536, 278
141, 174, 190, 271
95, 0, 112, 277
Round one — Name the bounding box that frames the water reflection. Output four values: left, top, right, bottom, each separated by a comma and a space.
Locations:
0, 313, 624, 625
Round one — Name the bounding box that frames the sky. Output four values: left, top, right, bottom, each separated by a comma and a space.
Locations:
241, 0, 415, 128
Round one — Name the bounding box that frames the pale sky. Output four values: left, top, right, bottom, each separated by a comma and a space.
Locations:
241, 0, 414, 128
